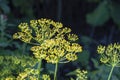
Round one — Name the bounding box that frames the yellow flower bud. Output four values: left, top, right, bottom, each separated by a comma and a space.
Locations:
42, 74, 51, 80
66, 53, 77, 61
97, 45, 105, 54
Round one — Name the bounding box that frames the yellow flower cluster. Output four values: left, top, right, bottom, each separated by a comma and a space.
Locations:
13, 22, 32, 43
13, 32, 32, 43
17, 68, 39, 80
13, 18, 82, 64
97, 45, 105, 54
75, 69, 88, 80
66, 53, 77, 61
5, 77, 14, 80
67, 34, 78, 41
42, 74, 51, 80
0, 55, 37, 80
31, 38, 82, 64
13, 18, 75, 44
97, 43, 120, 67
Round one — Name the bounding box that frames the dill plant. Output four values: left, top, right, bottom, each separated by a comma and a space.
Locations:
0, 55, 37, 80
69, 69, 88, 80
97, 43, 120, 80
13, 18, 83, 80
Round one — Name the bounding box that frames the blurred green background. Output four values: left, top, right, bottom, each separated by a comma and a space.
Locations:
0, 0, 120, 80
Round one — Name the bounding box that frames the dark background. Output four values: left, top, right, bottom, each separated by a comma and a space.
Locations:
4, 0, 120, 43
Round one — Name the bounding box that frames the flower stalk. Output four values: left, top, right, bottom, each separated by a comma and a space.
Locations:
38, 59, 42, 80
54, 63, 58, 80
107, 66, 114, 80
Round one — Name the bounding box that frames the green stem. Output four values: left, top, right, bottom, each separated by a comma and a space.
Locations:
54, 63, 58, 80
38, 59, 42, 80
22, 43, 26, 54
107, 66, 114, 80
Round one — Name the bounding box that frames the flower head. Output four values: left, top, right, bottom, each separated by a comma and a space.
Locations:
17, 68, 39, 80
42, 74, 51, 80
97, 43, 120, 67
75, 69, 88, 80
13, 18, 82, 64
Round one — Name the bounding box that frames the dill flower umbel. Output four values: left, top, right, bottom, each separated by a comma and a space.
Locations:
97, 43, 120, 80
13, 18, 83, 80
13, 18, 73, 44
31, 38, 82, 64
13, 18, 82, 63
68, 69, 88, 80
97, 43, 120, 66
75, 69, 88, 80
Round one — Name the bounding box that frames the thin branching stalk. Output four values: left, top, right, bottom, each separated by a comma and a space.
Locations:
38, 59, 42, 80
107, 66, 115, 80
54, 63, 58, 80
